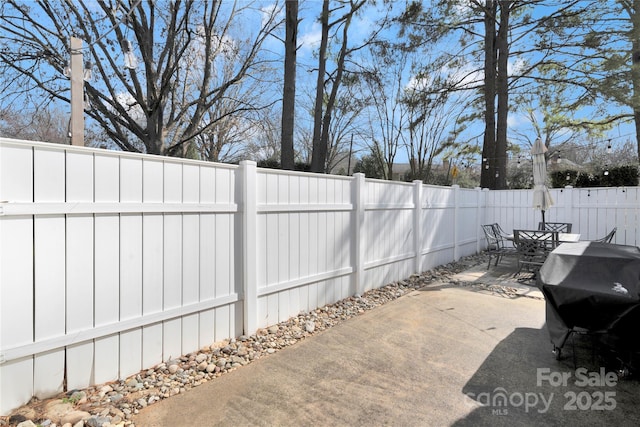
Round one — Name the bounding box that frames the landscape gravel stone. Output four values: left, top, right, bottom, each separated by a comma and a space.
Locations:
1, 253, 504, 427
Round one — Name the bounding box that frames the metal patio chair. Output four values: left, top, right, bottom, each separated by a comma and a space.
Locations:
592, 227, 617, 244
481, 224, 516, 269
538, 222, 572, 233
513, 229, 560, 275
492, 222, 515, 248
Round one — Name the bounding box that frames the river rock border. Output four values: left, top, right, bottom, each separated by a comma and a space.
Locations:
2, 253, 498, 427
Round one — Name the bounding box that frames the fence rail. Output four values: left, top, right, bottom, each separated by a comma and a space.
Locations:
0, 137, 637, 414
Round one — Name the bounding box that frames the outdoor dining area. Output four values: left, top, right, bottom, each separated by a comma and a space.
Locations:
479, 138, 639, 375
481, 220, 638, 375
482, 220, 639, 375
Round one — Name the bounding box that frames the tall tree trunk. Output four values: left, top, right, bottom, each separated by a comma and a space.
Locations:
319, 5, 352, 175
311, 0, 330, 173
495, 1, 510, 189
481, 0, 497, 189
632, 0, 640, 162
280, 0, 298, 170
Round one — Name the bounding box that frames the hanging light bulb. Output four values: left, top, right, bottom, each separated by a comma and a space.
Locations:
124, 50, 137, 69
83, 60, 93, 81
123, 40, 138, 70
83, 91, 91, 111
63, 60, 71, 77
566, 173, 571, 181
604, 165, 609, 176
606, 140, 612, 154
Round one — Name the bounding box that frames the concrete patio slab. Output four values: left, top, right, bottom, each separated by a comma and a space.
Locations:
132, 259, 640, 426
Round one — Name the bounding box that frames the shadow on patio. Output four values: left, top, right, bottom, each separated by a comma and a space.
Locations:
452, 326, 640, 426
129, 251, 640, 426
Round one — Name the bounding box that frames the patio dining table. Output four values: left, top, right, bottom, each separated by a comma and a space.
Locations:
505, 232, 581, 243
537, 241, 640, 364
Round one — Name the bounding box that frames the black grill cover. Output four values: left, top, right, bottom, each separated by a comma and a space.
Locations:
537, 241, 640, 351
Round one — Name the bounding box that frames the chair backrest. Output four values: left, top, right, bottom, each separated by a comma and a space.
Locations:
595, 227, 617, 243
482, 224, 500, 248
514, 229, 560, 252
538, 222, 572, 233
492, 223, 509, 238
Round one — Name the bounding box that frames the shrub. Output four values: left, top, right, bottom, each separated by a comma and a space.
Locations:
603, 165, 639, 186
256, 159, 311, 172
575, 172, 601, 187
551, 170, 578, 188
552, 166, 638, 188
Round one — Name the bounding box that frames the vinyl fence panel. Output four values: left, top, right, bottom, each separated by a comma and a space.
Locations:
0, 140, 35, 412
4, 137, 637, 415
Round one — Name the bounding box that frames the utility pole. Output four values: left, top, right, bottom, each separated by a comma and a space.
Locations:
69, 36, 85, 147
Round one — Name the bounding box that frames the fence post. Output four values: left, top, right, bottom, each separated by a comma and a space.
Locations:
453, 184, 460, 261
564, 185, 574, 226
353, 173, 365, 296
413, 180, 423, 274
475, 187, 482, 254
241, 160, 258, 336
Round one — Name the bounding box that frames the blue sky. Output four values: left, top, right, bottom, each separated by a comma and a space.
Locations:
262, 0, 636, 166
7, 0, 633, 166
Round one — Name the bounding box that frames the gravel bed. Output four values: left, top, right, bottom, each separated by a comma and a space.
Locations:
1, 253, 495, 427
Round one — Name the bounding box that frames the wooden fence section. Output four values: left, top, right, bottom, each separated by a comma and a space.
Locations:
0, 138, 480, 414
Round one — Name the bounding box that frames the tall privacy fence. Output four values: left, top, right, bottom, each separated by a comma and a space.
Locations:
485, 185, 640, 246
0, 138, 480, 414
0, 137, 638, 414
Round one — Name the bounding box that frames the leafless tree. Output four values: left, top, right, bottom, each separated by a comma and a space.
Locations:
280, 0, 298, 170
359, 46, 410, 180
0, 106, 68, 143
0, 0, 282, 156
310, 0, 371, 173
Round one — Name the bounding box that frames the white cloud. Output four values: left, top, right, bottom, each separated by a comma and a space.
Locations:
508, 111, 527, 128
299, 22, 322, 52
508, 56, 527, 76
260, 2, 283, 27
111, 92, 145, 126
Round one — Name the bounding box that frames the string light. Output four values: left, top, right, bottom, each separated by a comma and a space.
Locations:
606, 139, 612, 154
83, 60, 92, 81
123, 40, 137, 69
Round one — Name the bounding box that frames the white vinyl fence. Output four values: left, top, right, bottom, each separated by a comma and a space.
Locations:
484, 186, 640, 246
1, 137, 637, 414
0, 138, 481, 414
